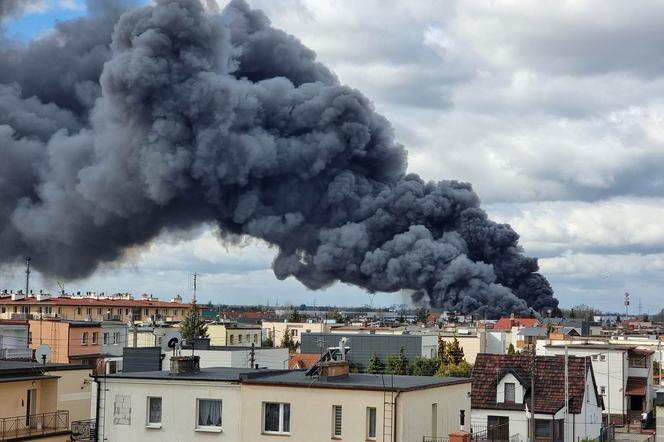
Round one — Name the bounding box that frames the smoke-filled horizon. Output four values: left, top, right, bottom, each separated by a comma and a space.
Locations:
0, 0, 557, 317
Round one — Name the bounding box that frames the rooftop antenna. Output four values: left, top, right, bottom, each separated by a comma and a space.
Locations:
624, 292, 630, 317
56, 281, 65, 295
25, 257, 31, 297
367, 292, 376, 309
35, 344, 51, 368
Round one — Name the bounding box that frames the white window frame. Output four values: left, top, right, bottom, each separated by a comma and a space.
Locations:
366, 407, 377, 440
92, 332, 98, 345
81, 332, 88, 345
196, 399, 222, 432
263, 402, 290, 435
146, 396, 162, 428
332, 405, 343, 438
103, 333, 109, 345
504, 382, 516, 403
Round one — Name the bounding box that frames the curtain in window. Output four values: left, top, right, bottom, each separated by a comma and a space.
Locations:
198, 400, 222, 427
282, 404, 290, 432
264, 403, 280, 432
149, 398, 161, 424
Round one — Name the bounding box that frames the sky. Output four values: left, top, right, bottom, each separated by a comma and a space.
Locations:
1, 0, 663, 313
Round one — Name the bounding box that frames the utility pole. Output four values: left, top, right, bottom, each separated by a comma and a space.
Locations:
530, 347, 536, 442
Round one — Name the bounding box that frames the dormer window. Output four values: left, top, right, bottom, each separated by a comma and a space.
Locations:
504, 383, 515, 403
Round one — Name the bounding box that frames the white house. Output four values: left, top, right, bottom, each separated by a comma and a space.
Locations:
471, 354, 603, 442
537, 341, 654, 425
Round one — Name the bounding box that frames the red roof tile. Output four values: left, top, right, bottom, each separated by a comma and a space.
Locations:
472, 354, 601, 415
288, 353, 320, 370
493, 317, 541, 331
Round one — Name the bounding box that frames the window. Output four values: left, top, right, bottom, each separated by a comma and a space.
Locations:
230, 335, 234, 345
246, 334, 250, 342
366, 407, 377, 439
254, 335, 258, 343
263, 402, 290, 434
98, 308, 102, 315
58, 307, 62, 314
82, 332, 88, 345
292, 329, 298, 336
86, 307, 92, 315
92, 332, 98, 344
197, 399, 222, 430
332, 405, 342, 437
600, 386, 606, 395
103, 333, 109, 345
147, 397, 162, 427
239, 335, 243, 343
144, 309, 148, 316
592, 355, 598, 361
118, 308, 122, 315
504, 382, 516, 403
108, 360, 118, 374
600, 354, 606, 362
125, 308, 130, 316
629, 355, 647, 368
76, 307, 81, 315
28, 332, 32, 344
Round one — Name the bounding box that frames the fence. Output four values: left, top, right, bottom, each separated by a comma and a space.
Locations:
0, 410, 69, 441
471, 423, 511, 442
423, 437, 449, 442
71, 419, 96, 441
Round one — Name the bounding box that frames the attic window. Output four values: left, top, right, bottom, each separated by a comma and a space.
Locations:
504, 383, 515, 403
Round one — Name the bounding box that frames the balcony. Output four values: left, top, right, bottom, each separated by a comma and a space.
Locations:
0, 410, 69, 441
71, 419, 96, 442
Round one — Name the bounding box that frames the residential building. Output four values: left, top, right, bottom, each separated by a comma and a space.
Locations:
262, 321, 333, 348
0, 292, 192, 325
471, 354, 603, 442
127, 325, 180, 348
537, 341, 655, 424
513, 327, 548, 350
656, 388, 664, 442
207, 323, 262, 347
28, 319, 102, 366
0, 319, 32, 359
161, 346, 290, 370
96, 356, 471, 441
492, 317, 541, 332
0, 361, 93, 441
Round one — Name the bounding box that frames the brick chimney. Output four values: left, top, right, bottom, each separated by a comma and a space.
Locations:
170, 356, 200, 374
318, 360, 350, 378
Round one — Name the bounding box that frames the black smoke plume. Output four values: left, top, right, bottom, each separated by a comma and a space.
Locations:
0, 0, 557, 317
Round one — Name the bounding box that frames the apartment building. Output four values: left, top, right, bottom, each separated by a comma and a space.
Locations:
537, 341, 654, 425
0, 361, 93, 441
207, 323, 262, 347
262, 321, 333, 348
96, 356, 471, 441
0, 292, 192, 324
28, 319, 102, 366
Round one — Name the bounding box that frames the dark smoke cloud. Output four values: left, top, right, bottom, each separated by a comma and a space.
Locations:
0, 0, 41, 20
0, 0, 557, 317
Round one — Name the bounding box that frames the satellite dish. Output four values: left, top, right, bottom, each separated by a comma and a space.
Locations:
162, 332, 182, 355
35, 344, 52, 365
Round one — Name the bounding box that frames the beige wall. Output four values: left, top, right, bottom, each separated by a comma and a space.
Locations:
0, 378, 59, 419
207, 325, 262, 347
48, 368, 93, 422
240, 381, 471, 442
262, 322, 331, 347
438, 335, 484, 364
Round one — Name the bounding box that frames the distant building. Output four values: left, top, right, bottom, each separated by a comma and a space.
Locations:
656, 389, 664, 442
471, 354, 603, 442
28, 319, 102, 366
493, 317, 541, 332
207, 323, 262, 347
537, 341, 655, 425
262, 321, 333, 348
0, 291, 193, 325
0, 319, 31, 359
514, 327, 548, 351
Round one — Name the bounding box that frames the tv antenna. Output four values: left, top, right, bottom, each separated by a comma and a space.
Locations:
25, 257, 31, 296
56, 281, 65, 295
35, 344, 52, 367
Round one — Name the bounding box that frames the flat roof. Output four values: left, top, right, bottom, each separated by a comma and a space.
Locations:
100, 366, 469, 391
242, 370, 470, 392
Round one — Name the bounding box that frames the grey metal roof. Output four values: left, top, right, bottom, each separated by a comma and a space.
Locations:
103, 366, 275, 382
517, 327, 548, 336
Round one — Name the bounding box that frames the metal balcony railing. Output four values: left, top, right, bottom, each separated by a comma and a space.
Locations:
71, 419, 96, 441
0, 410, 69, 441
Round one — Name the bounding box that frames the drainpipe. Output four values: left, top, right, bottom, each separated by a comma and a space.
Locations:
393, 390, 401, 442
94, 375, 102, 442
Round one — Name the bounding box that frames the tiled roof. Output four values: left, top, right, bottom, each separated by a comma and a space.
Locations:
472, 354, 600, 415
493, 318, 540, 331
626, 377, 648, 396
288, 353, 320, 369
0, 296, 190, 309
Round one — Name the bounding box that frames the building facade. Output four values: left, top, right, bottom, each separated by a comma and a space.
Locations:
0, 319, 32, 359
28, 319, 102, 366
207, 324, 262, 347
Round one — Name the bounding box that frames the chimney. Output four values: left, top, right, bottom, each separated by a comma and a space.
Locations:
317, 360, 350, 378
169, 356, 200, 375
